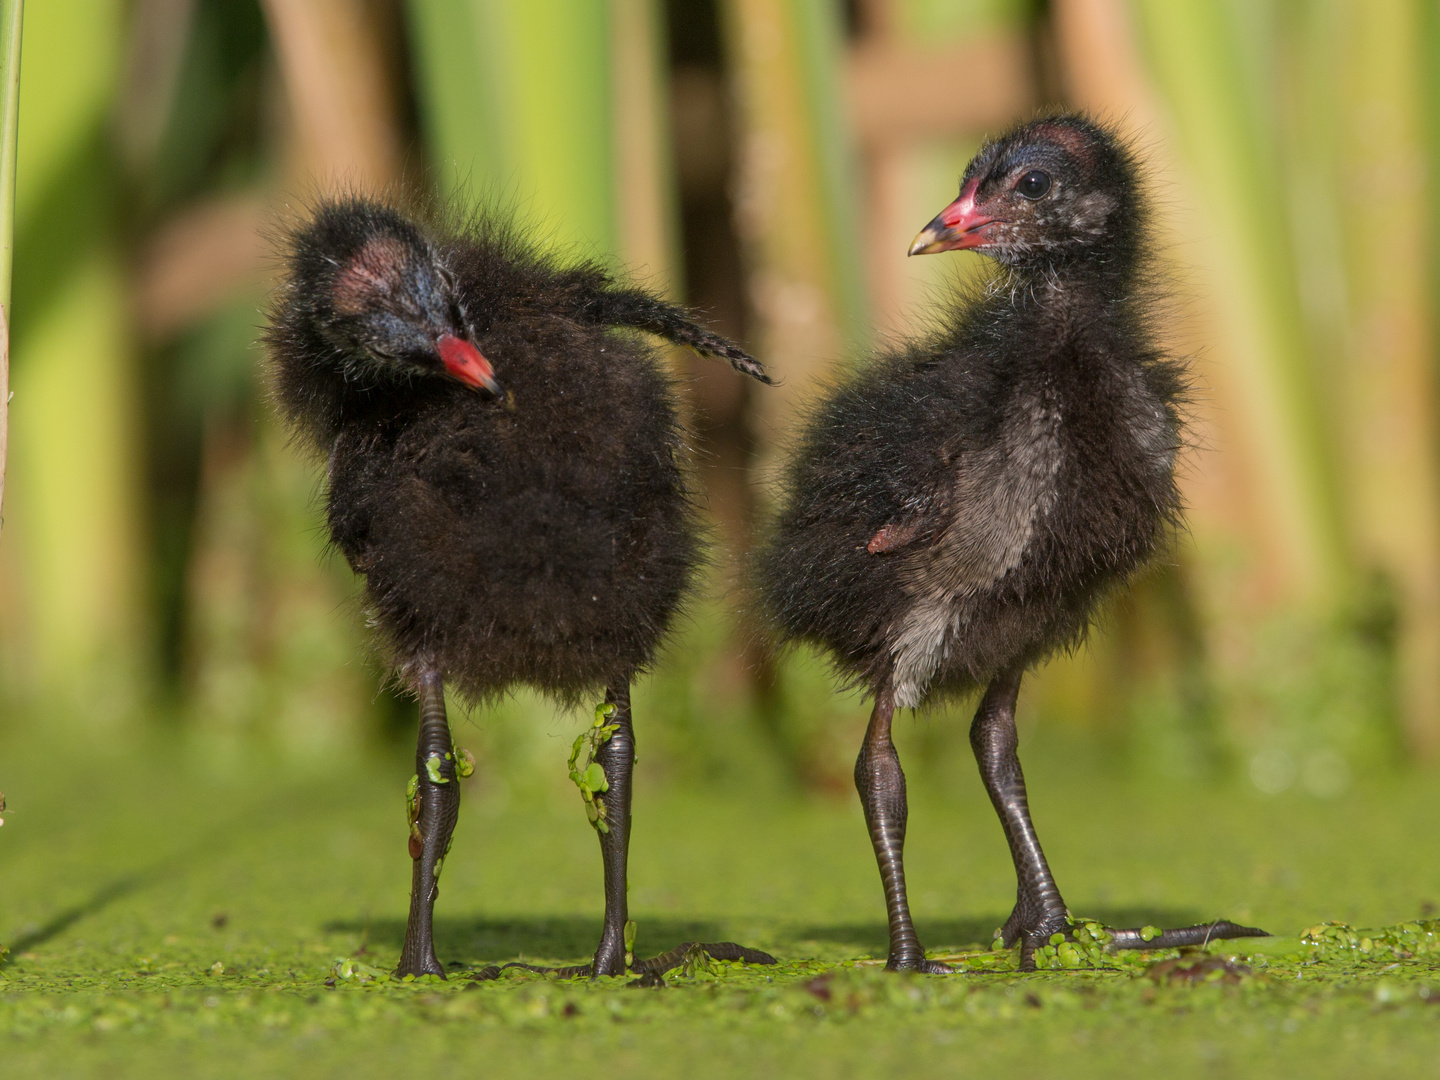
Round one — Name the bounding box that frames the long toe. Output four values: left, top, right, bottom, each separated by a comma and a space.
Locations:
1006, 917, 1270, 971
470, 960, 594, 980
886, 956, 954, 974
631, 942, 778, 978
1107, 920, 1270, 950
465, 942, 777, 983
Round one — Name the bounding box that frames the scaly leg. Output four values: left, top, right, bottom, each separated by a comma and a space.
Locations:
855, 683, 950, 973
470, 682, 777, 982
970, 668, 1070, 969
590, 683, 637, 976
971, 668, 1267, 970
396, 669, 461, 978
589, 681, 777, 979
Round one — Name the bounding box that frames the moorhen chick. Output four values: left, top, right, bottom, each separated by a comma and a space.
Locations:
755, 115, 1266, 970
266, 198, 775, 979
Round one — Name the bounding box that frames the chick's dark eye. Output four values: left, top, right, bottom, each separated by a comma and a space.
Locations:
1016, 170, 1051, 200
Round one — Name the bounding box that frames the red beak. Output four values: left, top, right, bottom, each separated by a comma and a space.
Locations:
437, 334, 503, 395
908, 178, 998, 256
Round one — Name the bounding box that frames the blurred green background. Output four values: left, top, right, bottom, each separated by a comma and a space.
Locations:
3, 0, 1440, 801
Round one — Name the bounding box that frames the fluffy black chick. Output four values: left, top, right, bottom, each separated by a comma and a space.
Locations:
267, 198, 775, 979
755, 115, 1265, 971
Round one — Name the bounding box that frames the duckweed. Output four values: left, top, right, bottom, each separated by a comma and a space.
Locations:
2, 726, 1438, 1079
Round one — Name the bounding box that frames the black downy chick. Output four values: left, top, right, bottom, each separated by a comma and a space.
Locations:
267, 198, 775, 979
755, 116, 1266, 971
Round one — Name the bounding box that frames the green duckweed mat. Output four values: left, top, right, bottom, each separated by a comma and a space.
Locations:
2, 721, 1438, 1079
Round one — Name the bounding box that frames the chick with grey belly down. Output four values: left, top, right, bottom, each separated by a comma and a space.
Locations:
754, 114, 1267, 972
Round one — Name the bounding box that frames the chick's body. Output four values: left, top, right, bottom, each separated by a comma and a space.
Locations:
322, 302, 693, 705
268, 211, 708, 703
762, 285, 1184, 706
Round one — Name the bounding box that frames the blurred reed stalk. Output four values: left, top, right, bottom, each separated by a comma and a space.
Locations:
1122, 0, 1362, 774
612, 0, 681, 288
174, 0, 414, 751
717, 0, 865, 428
851, 0, 1033, 338
1330, 0, 1440, 758
407, 0, 685, 335
1, 0, 144, 701
261, 0, 402, 191
407, 0, 618, 257
1065, 0, 1439, 763
1131, 0, 1349, 609
0, 0, 20, 537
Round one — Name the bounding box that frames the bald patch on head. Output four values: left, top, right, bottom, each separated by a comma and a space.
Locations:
1028, 122, 1096, 168
333, 236, 414, 316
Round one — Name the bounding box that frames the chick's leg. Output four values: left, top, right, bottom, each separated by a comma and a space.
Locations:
971, 669, 1268, 970
969, 668, 1071, 969
588, 681, 777, 980
856, 684, 951, 973
397, 669, 461, 978
590, 683, 637, 976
